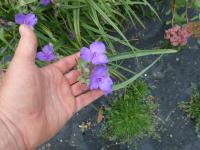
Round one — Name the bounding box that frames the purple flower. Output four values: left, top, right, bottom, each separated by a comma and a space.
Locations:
69, 33, 75, 40
80, 41, 108, 65
36, 44, 56, 62
90, 65, 113, 95
40, 0, 51, 6
15, 13, 38, 29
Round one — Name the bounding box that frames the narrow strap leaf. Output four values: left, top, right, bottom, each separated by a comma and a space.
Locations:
113, 55, 162, 91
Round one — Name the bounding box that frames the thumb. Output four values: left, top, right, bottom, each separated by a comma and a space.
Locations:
14, 24, 38, 63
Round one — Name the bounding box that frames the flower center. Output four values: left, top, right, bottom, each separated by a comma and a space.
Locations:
97, 77, 102, 82
92, 52, 97, 60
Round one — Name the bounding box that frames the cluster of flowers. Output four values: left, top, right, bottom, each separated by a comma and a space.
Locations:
80, 41, 113, 95
14, 1, 113, 95
165, 25, 192, 46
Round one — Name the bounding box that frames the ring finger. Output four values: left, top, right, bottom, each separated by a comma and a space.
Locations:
65, 70, 80, 85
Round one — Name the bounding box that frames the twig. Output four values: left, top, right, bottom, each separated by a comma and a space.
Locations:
171, 0, 176, 26
185, 0, 189, 23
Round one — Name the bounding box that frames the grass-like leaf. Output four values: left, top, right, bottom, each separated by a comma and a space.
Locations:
113, 55, 162, 91
109, 49, 177, 62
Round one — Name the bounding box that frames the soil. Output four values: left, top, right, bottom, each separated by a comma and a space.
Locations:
38, 9, 200, 150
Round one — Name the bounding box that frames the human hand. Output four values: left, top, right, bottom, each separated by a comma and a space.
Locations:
0, 25, 103, 149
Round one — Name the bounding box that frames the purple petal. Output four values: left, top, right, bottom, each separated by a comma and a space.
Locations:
99, 77, 113, 95
80, 47, 92, 62
46, 53, 56, 61
90, 41, 106, 54
91, 65, 108, 77
42, 44, 54, 54
40, 0, 51, 6
42, 44, 56, 61
15, 13, 26, 24
89, 65, 109, 90
92, 54, 108, 65
36, 52, 47, 61
25, 13, 38, 29
89, 78, 99, 90
89, 65, 112, 95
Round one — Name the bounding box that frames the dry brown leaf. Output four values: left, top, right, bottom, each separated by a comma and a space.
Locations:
96, 106, 105, 124
186, 22, 200, 38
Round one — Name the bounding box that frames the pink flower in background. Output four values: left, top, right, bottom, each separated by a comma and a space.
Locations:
165, 25, 192, 46
15, 13, 38, 29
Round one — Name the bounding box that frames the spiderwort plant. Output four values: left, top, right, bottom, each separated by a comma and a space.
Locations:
11, 1, 179, 96
36, 44, 56, 62
15, 13, 38, 29
78, 41, 113, 95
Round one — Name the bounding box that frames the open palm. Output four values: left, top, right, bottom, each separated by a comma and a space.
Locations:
0, 25, 103, 149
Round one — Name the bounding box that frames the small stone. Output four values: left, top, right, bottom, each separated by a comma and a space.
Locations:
46, 143, 51, 147
176, 57, 180, 61
169, 134, 173, 138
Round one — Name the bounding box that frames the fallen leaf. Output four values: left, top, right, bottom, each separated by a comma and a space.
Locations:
97, 106, 105, 124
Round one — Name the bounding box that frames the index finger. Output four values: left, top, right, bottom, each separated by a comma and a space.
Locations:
52, 52, 80, 73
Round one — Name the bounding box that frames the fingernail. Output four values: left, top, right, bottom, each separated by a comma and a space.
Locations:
19, 25, 26, 36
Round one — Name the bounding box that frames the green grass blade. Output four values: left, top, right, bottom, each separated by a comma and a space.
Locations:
85, 0, 134, 50
109, 49, 177, 62
73, 1, 81, 46
113, 55, 162, 91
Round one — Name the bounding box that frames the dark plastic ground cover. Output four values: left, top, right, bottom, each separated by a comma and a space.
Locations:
38, 18, 200, 150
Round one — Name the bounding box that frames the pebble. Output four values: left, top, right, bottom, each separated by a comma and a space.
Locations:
46, 143, 51, 147
176, 57, 180, 62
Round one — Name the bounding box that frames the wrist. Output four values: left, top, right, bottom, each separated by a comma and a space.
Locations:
0, 112, 27, 150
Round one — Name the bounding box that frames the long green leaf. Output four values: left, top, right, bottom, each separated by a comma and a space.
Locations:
73, 1, 81, 45
109, 49, 177, 62
113, 55, 162, 91
85, 0, 134, 50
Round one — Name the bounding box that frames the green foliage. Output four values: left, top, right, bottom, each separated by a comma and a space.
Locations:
167, 0, 200, 25
0, 0, 159, 55
103, 80, 157, 142
0, 0, 178, 90
179, 87, 200, 134
113, 55, 162, 91
197, 39, 200, 46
